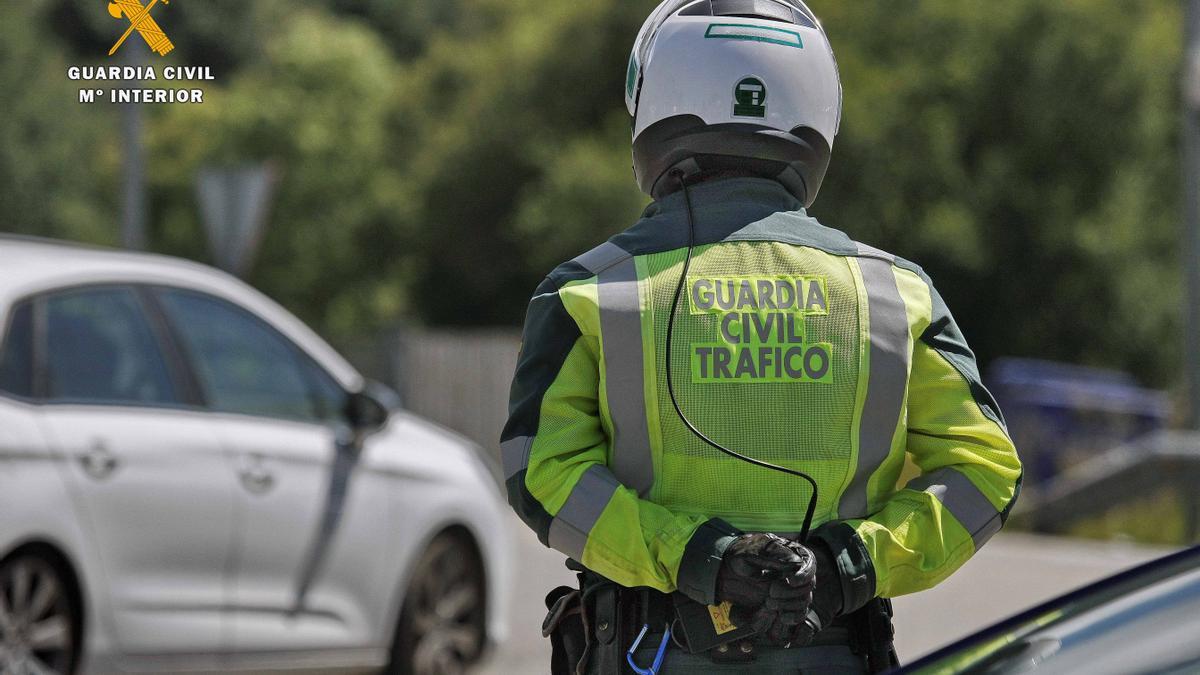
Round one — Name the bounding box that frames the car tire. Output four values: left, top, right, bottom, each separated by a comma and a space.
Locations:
0, 550, 82, 675
386, 530, 487, 675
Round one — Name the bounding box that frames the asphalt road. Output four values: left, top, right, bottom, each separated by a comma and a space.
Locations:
475, 514, 1171, 674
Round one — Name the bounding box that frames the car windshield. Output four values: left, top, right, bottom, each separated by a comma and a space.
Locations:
907, 547, 1200, 674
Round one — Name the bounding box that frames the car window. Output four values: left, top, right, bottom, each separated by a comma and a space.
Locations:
0, 302, 34, 398
301, 356, 349, 423
157, 289, 331, 423
44, 288, 179, 405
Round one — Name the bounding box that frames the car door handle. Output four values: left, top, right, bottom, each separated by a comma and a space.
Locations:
79, 442, 119, 480
239, 464, 275, 494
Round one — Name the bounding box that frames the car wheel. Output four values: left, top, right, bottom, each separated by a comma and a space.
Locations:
0, 552, 80, 675
387, 531, 487, 675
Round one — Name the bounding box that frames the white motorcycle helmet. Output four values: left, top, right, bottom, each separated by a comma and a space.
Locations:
626, 0, 842, 207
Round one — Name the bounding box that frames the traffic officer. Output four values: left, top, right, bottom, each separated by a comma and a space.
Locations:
502, 1, 1022, 672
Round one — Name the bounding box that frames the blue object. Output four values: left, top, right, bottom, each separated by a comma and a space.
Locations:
987, 358, 1170, 487
627, 623, 672, 675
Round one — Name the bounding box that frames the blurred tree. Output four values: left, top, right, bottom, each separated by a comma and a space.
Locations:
394, 0, 656, 325
0, 2, 117, 244
327, 0, 467, 60
810, 0, 1182, 385
148, 10, 408, 340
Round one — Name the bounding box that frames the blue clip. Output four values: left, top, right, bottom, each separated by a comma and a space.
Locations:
626, 623, 672, 675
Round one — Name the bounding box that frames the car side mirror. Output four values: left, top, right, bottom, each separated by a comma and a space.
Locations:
345, 388, 390, 432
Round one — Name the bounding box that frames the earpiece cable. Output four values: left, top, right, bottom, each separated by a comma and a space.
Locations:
663, 169, 820, 543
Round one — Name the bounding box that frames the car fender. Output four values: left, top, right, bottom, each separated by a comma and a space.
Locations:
367, 413, 513, 649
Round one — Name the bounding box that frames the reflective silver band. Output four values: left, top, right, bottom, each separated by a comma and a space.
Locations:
501, 436, 534, 481
547, 465, 621, 560
906, 467, 1003, 550
573, 241, 632, 275
590, 246, 655, 497
839, 247, 910, 519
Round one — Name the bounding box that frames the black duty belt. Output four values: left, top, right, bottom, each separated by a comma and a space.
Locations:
565, 565, 895, 673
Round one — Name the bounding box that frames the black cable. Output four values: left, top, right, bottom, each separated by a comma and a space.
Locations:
664, 169, 820, 543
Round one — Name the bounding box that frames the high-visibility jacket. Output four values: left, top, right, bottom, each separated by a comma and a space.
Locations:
502, 177, 1022, 613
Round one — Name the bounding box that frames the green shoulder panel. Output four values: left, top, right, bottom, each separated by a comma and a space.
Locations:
722, 209, 860, 255
917, 275, 1008, 431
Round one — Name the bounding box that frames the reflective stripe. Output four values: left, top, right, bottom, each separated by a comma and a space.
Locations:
573, 241, 631, 276
501, 436, 534, 481
839, 247, 910, 519
906, 468, 1003, 550
547, 465, 621, 560
594, 248, 656, 497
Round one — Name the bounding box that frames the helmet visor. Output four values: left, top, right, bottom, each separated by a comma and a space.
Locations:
772, 0, 819, 25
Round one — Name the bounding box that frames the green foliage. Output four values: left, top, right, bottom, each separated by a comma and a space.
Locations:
0, 0, 1186, 387
0, 3, 118, 244
327, 0, 466, 60
149, 10, 407, 337
810, 0, 1182, 385
393, 0, 654, 324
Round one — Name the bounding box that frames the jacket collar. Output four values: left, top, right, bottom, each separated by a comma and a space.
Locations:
645, 177, 803, 220
631, 177, 806, 246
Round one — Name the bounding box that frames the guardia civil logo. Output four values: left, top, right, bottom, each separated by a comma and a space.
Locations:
734, 77, 767, 118
108, 0, 175, 57
68, 0, 213, 104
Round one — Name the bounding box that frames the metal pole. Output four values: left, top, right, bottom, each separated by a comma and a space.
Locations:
120, 44, 147, 250
1185, 0, 1200, 429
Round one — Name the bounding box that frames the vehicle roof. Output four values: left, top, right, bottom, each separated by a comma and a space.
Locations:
0, 235, 362, 389
904, 544, 1200, 674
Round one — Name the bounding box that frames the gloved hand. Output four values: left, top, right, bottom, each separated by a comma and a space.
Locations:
715, 533, 817, 642
786, 541, 843, 648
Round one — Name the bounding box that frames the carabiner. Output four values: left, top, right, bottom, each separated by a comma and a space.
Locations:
626, 623, 672, 675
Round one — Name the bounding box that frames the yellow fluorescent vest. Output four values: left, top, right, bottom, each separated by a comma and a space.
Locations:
501, 178, 1022, 610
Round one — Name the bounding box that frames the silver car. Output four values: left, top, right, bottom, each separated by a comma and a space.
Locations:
0, 236, 511, 674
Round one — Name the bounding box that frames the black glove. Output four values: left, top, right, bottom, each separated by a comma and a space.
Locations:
786, 541, 843, 648
715, 533, 817, 641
